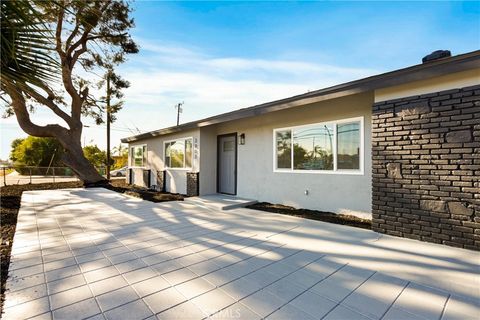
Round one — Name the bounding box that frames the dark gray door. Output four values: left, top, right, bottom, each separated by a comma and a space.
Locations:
217, 134, 237, 195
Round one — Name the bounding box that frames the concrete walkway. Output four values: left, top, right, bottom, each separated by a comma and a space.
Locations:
3, 188, 479, 320
184, 194, 257, 210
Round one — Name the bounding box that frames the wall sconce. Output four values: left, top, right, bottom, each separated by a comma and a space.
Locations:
239, 133, 245, 145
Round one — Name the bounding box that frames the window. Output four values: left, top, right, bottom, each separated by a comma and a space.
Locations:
223, 140, 234, 151
337, 122, 360, 169
164, 138, 193, 169
276, 130, 291, 169
293, 124, 334, 170
130, 145, 147, 167
274, 117, 363, 173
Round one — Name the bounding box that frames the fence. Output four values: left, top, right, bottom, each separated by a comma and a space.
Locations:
0, 165, 108, 186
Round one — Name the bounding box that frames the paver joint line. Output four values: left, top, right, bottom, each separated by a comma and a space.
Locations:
168, 245, 298, 318
437, 293, 451, 320
38, 219, 218, 262
319, 271, 377, 320
26, 227, 241, 287
9, 236, 285, 315
263, 262, 350, 319
54, 205, 108, 319
265, 225, 299, 238
94, 231, 264, 317
377, 280, 411, 320
49, 238, 288, 318
207, 252, 329, 318
35, 201, 53, 320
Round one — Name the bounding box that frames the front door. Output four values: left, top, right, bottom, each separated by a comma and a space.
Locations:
217, 133, 237, 195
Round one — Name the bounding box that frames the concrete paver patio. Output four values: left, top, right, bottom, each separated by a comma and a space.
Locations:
3, 188, 479, 320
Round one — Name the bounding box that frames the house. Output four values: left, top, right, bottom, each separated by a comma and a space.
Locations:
122, 50, 479, 250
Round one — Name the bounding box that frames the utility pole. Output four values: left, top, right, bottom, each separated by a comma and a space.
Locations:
175, 102, 184, 126
106, 70, 111, 180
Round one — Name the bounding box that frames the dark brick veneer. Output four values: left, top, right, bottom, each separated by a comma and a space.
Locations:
186, 172, 199, 196
371, 85, 480, 250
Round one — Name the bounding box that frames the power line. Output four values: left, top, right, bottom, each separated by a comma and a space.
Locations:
2, 122, 144, 134
83, 124, 145, 133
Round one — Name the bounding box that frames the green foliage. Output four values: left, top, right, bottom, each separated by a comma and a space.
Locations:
83, 145, 106, 168
1, 0, 138, 128
0, 0, 59, 94
9, 138, 25, 163
10, 136, 64, 167
293, 143, 333, 170
1, 0, 138, 184
112, 144, 128, 169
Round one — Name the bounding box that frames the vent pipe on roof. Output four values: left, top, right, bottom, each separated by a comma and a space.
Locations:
422, 50, 451, 63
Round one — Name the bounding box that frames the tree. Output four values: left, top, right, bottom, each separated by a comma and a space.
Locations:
83, 145, 106, 168
293, 144, 308, 169
10, 136, 64, 169
276, 131, 292, 169
9, 138, 25, 163
1, 0, 138, 185
112, 143, 128, 169
1, 1, 59, 92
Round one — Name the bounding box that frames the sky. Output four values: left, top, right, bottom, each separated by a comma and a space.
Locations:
1, 1, 479, 160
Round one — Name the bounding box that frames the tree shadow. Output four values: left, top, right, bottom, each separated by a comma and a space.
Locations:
3, 187, 479, 320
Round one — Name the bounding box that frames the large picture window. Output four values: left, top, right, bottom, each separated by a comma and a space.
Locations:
130, 145, 147, 167
164, 138, 193, 169
274, 117, 363, 173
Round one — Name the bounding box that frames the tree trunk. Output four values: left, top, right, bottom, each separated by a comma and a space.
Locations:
6, 83, 107, 187
58, 136, 107, 186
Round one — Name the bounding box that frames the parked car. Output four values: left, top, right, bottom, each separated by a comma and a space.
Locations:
110, 166, 127, 177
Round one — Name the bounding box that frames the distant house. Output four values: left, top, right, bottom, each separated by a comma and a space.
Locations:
122, 50, 479, 250
0, 159, 12, 167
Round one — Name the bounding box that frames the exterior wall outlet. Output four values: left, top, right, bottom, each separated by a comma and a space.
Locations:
304, 190, 309, 195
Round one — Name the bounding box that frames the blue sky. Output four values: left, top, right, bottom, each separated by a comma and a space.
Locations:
1, 1, 479, 159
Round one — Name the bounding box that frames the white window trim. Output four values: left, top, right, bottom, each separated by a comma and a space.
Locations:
163, 137, 193, 170
272, 116, 364, 175
129, 144, 147, 168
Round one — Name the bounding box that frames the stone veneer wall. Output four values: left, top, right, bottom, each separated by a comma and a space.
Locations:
156, 170, 166, 192
371, 85, 479, 251
186, 172, 199, 196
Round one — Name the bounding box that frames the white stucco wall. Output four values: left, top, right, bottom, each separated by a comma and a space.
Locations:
199, 126, 217, 195
200, 92, 373, 218
126, 66, 478, 216
128, 129, 200, 194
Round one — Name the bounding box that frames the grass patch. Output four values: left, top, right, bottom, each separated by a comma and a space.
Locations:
247, 202, 371, 230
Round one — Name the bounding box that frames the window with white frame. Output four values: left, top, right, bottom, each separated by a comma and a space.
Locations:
130, 145, 147, 167
274, 117, 363, 173
164, 138, 193, 169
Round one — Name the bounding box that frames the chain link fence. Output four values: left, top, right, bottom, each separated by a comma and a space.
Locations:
0, 165, 108, 186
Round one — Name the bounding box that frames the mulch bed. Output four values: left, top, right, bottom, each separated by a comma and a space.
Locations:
106, 180, 184, 202
247, 202, 372, 230
0, 180, 184, 315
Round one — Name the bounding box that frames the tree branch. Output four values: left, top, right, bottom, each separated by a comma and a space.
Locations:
71, 41, 88, 67
55, 3, 66, 59
66, 1, 107, 58
5, 83, 68, 138
65, 7, 84, 50
54, 1, 84, 125
24, 84, 73, 127
86, 32, 128, 41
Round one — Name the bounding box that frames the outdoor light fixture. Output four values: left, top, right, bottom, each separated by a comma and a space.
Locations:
239, 133, 245, 145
